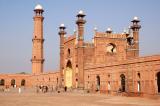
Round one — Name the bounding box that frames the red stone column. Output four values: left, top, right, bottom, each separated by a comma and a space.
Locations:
76, 10, 86, 88
31, 5, 45, 74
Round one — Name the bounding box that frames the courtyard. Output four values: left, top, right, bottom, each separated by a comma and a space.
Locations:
0, 88, 160, 106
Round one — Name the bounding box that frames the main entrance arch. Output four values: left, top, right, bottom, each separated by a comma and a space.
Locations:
157, 72, 160, 93
65, 60, 73, 88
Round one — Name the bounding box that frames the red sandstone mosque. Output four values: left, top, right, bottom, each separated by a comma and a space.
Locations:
0, 4, 160, 96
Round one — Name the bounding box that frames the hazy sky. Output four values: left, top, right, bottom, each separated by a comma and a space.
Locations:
0, 0, 160, 73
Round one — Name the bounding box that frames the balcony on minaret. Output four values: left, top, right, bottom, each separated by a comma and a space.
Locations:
31, 57, 45, 63
32, 37, 45, 43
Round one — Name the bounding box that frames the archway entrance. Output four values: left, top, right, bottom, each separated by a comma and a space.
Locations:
120, 74, 125, 92
137, 81, 141, 92
11, 79, 15, 87
96, 75, 100, 91
157, 72, 160, 93
65, 60, 73, 88
21, 79, 25, 86
0, 79, 5, 86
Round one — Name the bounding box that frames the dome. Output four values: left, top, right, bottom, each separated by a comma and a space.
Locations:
73, 29, 76, 32
60, 24, 65, 27
78, 10, 84, 15
133, 16, 139, 20
94, 27, 98, 31
35, 4, 43, 10
107, 27, 112, 31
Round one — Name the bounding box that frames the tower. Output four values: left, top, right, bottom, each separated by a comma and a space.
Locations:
130, 16, 141, 57
76, 10, 86, 88
59, 24, 66, 86
126, 17, 141, 95
31, 4, 45, 74
126, 17, 141, 58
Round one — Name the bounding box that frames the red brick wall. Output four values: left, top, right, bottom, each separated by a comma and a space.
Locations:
84, 55, 160, 96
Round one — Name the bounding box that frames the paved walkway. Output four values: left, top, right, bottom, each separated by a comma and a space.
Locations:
0, 89, 160, 106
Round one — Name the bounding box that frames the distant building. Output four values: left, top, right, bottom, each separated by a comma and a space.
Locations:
0, 4, 160, 97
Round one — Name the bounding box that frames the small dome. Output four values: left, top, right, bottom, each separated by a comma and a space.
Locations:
123, 28, 127, 33
73, 29, 76, 32
107, 27, 112, 31
78, 10, 84, 15
133, 16, 139, 20
60, 24, 65, 27
94, 27, 97, 31
35, 4, 43, 10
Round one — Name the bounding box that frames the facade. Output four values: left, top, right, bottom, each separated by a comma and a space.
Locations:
0, 4, 160, 97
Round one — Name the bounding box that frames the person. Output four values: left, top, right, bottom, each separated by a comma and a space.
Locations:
51, 86, 53, 92
46, 86, 48, 92
36, 85, 39, 93
108, 82, 111, 94
64, 86, 67, 92
18, 87, 21, 94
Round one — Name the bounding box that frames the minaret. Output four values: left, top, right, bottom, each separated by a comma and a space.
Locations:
126, 17, 141, 95
31, 4, 45, 74
59, 24, 66, 86
131, 16, 141, 57
76, 10, 86, 88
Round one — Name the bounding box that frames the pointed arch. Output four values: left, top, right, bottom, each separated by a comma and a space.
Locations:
65, 60, 73, 88
11, 79, 15, 87
157, 72, 160, 93
21, 79, 26, 86
0, 79, 5, 86
66, 60, 72, 68
96, 75, 100, 91
120, 74, 125, 92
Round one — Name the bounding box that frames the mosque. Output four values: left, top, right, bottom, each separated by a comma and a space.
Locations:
0, 4, 160, 97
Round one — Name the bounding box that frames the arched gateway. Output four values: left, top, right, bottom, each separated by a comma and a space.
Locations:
157, 72, 160, 93
65, 60, 73, 88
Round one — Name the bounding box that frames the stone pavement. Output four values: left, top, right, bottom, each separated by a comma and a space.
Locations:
0, 88, 160, 106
